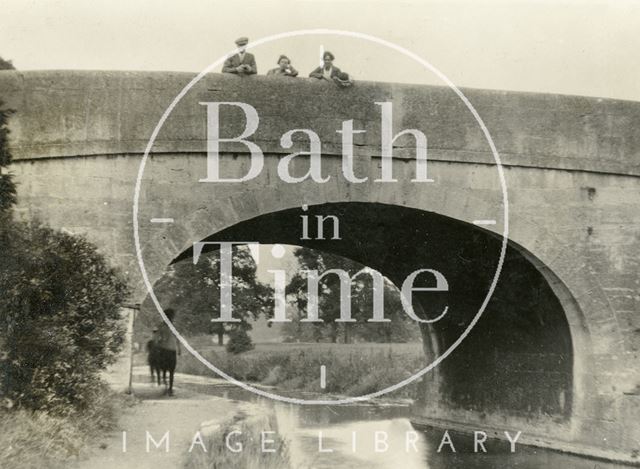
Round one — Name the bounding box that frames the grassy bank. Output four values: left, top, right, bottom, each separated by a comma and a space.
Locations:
176, 339, 425, 398
184, 410, 293, 469
0, 384, 135, 469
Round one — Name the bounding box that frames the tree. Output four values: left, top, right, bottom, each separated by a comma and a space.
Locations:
0, 57, 15, 70
285, 248, 421, 343
140, 245, 273, 348
354, 277, 421, 343
226, 328, 254, 354
0, 90, 130, 413
286, 249, 358, 343
0, 221, 130, 411
0, 101, 16, 213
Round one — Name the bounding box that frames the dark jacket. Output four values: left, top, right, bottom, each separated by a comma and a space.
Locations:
222, 52, 257, 75
267, 65, 299, 77
309, 65, 342, 79
156, 322, 180, 352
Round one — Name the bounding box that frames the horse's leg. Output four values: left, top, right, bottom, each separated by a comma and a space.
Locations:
168, 369, 174, 396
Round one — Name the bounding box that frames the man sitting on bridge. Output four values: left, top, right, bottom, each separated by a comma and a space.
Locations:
309, 51, 353, 87
267, 54, 299, 77
222, 37, 257, 75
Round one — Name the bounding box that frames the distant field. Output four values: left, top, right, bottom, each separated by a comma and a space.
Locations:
185, 336, 423, 353
161, 337, 426, 398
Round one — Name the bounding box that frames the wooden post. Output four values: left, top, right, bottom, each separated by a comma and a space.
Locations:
123, 303, 140, 395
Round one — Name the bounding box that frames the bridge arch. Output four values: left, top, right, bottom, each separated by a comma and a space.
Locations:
142, 198, 595, 442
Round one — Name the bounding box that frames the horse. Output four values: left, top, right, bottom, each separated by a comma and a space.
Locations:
146, 338, 162, 385
146, 337, 177, 396
156, 347, 177, 396
149, 309, 179, 396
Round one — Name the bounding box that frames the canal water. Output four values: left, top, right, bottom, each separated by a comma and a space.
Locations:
179, 378, 628, 469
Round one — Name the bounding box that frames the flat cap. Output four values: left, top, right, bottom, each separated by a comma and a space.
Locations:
235, 36, 249, 46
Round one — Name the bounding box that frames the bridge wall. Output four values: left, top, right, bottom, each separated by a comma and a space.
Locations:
1, 71, 639, 462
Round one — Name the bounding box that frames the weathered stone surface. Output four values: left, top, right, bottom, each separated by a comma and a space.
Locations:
2, 70, 640, 175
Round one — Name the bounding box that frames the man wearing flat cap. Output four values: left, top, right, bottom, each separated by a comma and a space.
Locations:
222, 37, 257, 75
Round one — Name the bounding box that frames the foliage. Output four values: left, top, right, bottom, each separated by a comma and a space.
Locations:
0, 385, 135, 469
184, 412, 293, 469
178, 341, 424, 398
0, 220, 130, 412
284, 248, 421, 344
0, 101, 16, 213
225, 327, 254, 354
138, 245, 273, 347
0, 57, 15, 70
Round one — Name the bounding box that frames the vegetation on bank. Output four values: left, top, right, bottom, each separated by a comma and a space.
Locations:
0, 98, 132, 468
184, 411, 293, 469
0, 220, 129, 411
178, 340, 425, 398
0, 386, 136, 469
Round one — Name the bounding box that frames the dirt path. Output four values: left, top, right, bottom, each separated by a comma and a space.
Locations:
76, 368, 254, 469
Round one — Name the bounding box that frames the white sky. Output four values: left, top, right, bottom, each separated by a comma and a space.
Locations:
252, 244, 298, 283
1, 0, 639, 101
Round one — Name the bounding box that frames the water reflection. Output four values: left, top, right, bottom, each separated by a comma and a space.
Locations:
187, 381, 626, 469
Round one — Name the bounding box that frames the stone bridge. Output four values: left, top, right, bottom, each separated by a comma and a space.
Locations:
1, 70, 639, 463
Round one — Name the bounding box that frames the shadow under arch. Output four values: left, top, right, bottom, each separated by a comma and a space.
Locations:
170, 201, 590, 426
